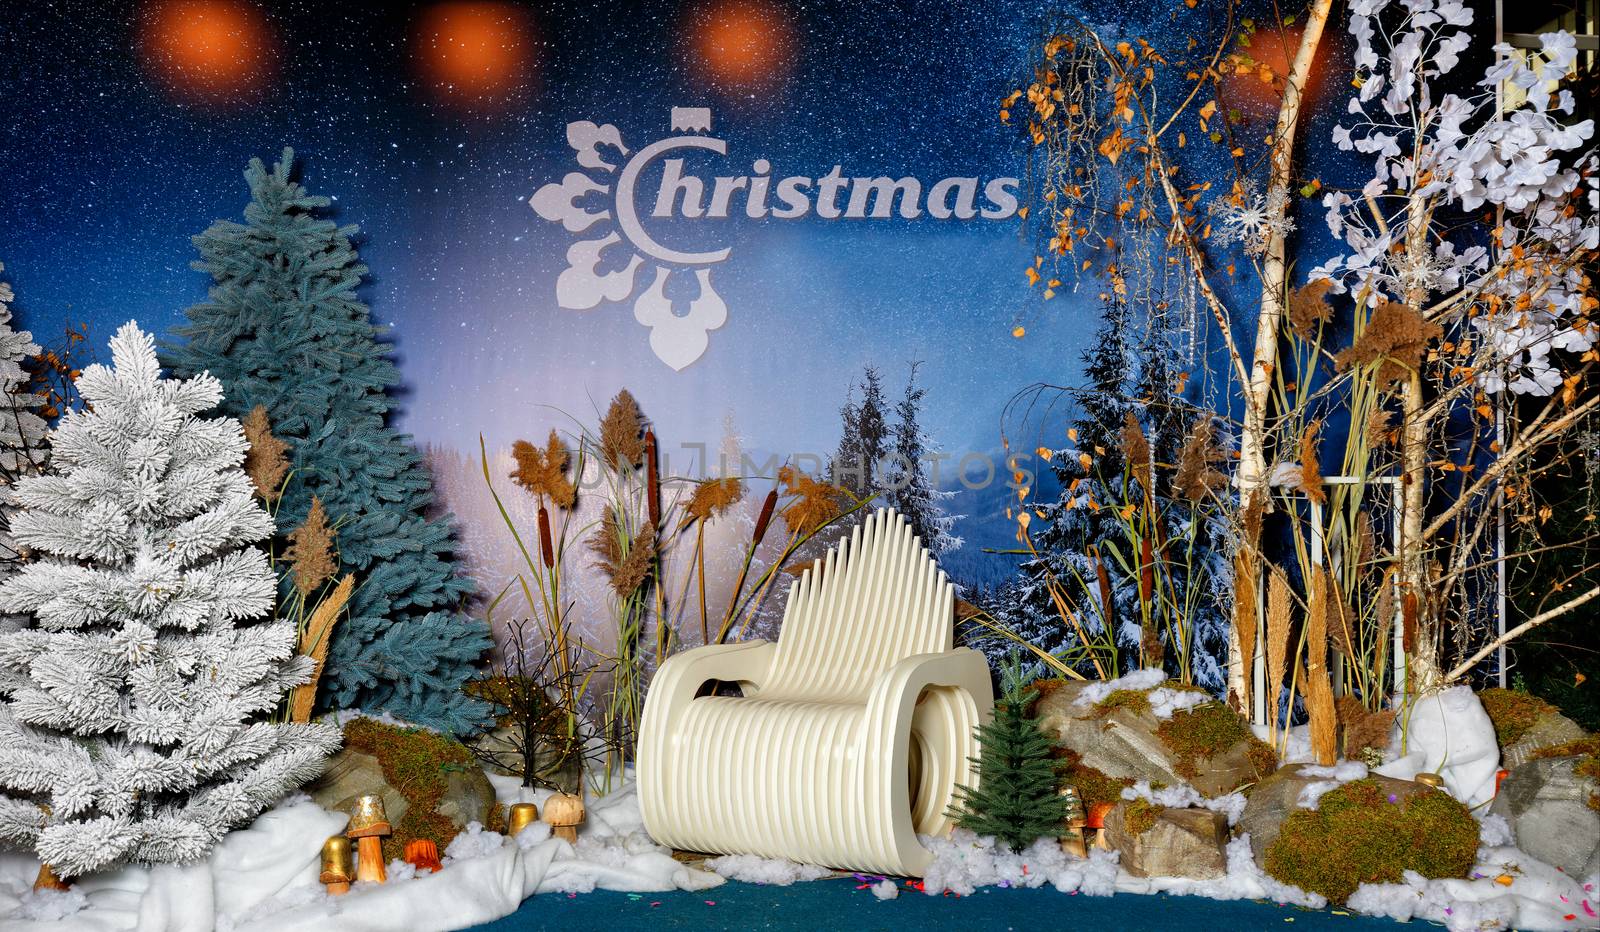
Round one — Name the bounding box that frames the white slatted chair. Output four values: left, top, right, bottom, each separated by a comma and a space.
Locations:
637, 508, 993, 876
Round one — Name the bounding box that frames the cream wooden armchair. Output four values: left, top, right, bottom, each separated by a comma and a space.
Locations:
637, 508, 993, 876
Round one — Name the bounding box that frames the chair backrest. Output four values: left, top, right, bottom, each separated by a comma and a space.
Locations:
758, 508, 954, 703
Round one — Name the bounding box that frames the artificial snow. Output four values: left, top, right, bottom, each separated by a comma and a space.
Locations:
704, 854, 831, 886
1147, 687, 1210, 720
870, 879, 899, 900
1072, 668, 1166, 708
1295, 761, 1370, 810
1346, 845, 1600, 931
1119, 780, 1248, 826
0, 776, 721, 932
10, 887, 87, 922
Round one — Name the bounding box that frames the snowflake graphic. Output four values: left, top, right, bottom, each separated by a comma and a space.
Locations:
528, 109, 729, 371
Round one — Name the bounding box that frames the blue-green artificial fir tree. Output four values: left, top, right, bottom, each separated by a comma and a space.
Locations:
163, 149, 491, 734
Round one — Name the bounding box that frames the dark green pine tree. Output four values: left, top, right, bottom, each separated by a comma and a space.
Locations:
952, 685, 1067, 850
162, 149, 491, 734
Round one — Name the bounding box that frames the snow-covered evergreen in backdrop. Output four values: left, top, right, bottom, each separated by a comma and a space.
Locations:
162, 149, 491, 733
1001, 299, 1231, 690
885, 363, 962, 555
0, 262, 47, 632
830, 366, 890, 499
0, 323, 339, 876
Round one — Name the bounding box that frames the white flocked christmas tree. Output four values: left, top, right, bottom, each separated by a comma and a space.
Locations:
0, 322, 339, 877
0, 261, 48, 625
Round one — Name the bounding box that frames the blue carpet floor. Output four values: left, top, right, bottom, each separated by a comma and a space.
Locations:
467, 878, 1419, 931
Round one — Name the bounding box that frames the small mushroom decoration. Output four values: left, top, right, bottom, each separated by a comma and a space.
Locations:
543, 792, 585, 844
507, 802, 540, 838
320, 835, 355, 896
33, 863, 70, 893
1058, 784, 1088, 858
347, 793, 392, 884
403, 838, 443, 873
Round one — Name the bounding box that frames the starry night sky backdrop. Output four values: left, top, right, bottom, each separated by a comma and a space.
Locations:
0, 0, 1349, 582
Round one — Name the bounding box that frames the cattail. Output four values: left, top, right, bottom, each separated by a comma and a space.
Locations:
644, 429, 661, 529
1307, 567, 1338, 766
752, 485, 778, 545
1120, 412, 1153, 496
1092, 547, 1116, 631
1138, 535, 1154, 604
1401, 591, 1419, 657
1265, 566, 1292, 730
1233, 551, 1259, 714
537, 505, 555, 570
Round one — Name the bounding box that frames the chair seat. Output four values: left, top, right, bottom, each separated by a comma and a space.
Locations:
663, 696, 867, 862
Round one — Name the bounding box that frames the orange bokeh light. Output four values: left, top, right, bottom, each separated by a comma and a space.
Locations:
139, 0, 275, 104
689, 0, 796, 91
1223, 25, 1339, 112
414, 2, 536, 111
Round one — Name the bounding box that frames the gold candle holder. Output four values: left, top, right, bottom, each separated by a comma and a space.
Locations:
1415, 772, 1445, 789
347, 794, 391, 884
508, 802, 540, 837
319, 835, 354, 896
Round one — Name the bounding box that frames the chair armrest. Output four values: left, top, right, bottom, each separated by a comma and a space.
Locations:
639, 641, 777, 753
862, 647, 994, 723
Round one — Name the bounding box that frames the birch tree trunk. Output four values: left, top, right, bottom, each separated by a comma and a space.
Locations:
1399, 193, 1441, 691
1228, 0, 1335, 712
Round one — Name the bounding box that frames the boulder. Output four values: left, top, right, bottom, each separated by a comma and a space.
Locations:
1502, 712, 1587, 769
307, 749, 410, 826
437, 766, 498, 828
307, 717, 500, 860
1034, 679, 1274, 799
1237, 764, 1422, 866
1102, 802, 1228, 879
1490, 755, 1600, 878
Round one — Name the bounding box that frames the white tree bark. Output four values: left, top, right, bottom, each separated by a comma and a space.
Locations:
1229, 0, 1335, 712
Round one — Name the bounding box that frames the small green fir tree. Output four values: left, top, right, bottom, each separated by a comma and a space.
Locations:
952, 682, 1068, 850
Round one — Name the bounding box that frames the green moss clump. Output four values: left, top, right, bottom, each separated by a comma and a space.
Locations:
1031, 678, 1069, 704
1094, 689, 1152, 718
1478, 688, 1559, 747
1123, 798, 1164, 836
1264, 779, 1479, 903
1155, 700, 1277, 783
343, 717, 488, 860
1053, 747, 1134, 810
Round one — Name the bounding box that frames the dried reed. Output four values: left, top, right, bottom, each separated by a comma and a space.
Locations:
241, 405, 290, 500
288, 573, 353, 722
1306, 567, 1338, 765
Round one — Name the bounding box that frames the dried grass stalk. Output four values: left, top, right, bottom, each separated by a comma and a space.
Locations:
288, 573, 353, 722
1306, 567, 1338, 766
1334, 301, 1443, 388
1287, 278, 1335, 340
687, 477, 744, 522
1233, 550, 1259, 713
510, 430, 577, 508
285, 496, 337, 597
778, 466, 843, 537
1265, 566, 1292, 727
1174, 419, 1227, 501
598, 389, 645, 470
1299, 420, 1326, 505
1336, 695, 1396, 758
241, 405, 290, 500
1120, 411, 1153, 495
589, 511, 656, 598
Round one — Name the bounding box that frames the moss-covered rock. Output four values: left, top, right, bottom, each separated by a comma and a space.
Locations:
1479, 688, 1559, 747
1035, 678, 1275, 798
1264, 777, 1479, 904
310, 717, 501, 861
1156, 700, 1278, 784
